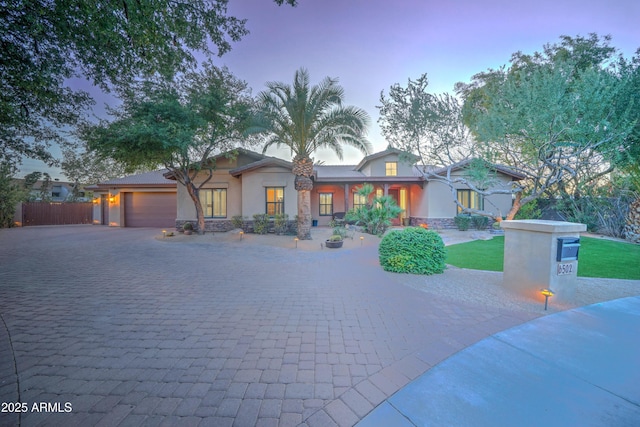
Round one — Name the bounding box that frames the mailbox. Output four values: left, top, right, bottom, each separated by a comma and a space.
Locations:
557, 237, 580, 261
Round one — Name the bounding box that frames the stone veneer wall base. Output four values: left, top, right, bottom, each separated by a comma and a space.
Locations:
409, 217, 499, 230
409, 217, 456, 230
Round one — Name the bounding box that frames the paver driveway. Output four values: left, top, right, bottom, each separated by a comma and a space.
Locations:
0, 226, 538, 427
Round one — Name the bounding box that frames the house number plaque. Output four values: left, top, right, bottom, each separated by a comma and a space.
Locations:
556, 263, 575, 276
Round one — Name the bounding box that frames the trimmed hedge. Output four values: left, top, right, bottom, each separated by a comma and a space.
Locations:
378, 227, 446, 275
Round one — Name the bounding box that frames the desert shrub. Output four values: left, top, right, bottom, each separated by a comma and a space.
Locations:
182, 221, 194, 231
378, 227, 446, 275
454, 215, 471, 231
252, 214, 269, 234
273, 213, 289, 235
471, 215, 489, 230
231, 215, 246, 229
555, 196, 631, 237
345, 184, 403, 237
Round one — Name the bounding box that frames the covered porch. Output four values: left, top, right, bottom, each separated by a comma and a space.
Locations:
310, 179, 423, 227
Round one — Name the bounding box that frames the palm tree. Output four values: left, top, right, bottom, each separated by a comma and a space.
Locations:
254, 68, 371, 239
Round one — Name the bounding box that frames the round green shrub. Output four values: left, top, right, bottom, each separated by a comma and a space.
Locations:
378, 227, 446, 275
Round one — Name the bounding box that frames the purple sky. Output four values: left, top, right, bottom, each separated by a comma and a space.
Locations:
22, 0, 639, 179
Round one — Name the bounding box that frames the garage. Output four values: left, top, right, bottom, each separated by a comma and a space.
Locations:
124, 192, 176, 228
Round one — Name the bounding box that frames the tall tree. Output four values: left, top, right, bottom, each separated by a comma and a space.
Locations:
253, 68, 372, 240
83, 65, 253, 233
378, 74, 516, 218
457, 34, 637, 219
0, 162, 26, 227
1, 0, 296, 168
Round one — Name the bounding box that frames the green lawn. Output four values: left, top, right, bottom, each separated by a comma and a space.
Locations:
446, 236, 640, 280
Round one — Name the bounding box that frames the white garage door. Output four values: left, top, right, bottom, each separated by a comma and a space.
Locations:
124, 192, 176, 228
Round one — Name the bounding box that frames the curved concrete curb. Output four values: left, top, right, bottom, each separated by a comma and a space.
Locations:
357, 296, 640, 427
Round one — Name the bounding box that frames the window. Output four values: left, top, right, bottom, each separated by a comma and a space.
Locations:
201, 189, 227, 218
353, 193, 367, 209
266, 187, 284, 216
319, 193, 333, 216
385, 162, 398, 176
457, 189, 483, 213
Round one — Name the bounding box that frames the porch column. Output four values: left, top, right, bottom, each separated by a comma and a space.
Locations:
344, 184, 350, 212
383, 184, 389, 196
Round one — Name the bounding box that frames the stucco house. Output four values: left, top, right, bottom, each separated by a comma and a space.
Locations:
167, 147, 522, 231
89, 147, 522, 230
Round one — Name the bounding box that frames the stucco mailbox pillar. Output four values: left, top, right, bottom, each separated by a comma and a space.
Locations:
500, 220, 587, 303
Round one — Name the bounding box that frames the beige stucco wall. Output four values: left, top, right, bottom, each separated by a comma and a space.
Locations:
310, 184, 347, 226
361, 154, 414, 177
240, 166, 297, 218
90, 191, 106, 225
501, 220, 586, 303
409, 184, 427, 219
420, 171, 515, 219
176, 170, 242, 220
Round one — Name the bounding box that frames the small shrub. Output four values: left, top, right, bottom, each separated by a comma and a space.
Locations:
182, 222, 194, 231
454, 215, 471, 231
231, 215, 246, 229
252, 214, 269, 234
274, 213, 289, 235
378, 227, 446, 275
471, 215, 489, 230
328, 234, 343, 242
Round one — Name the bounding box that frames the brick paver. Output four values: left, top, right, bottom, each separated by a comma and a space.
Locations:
0, 226, 538, 426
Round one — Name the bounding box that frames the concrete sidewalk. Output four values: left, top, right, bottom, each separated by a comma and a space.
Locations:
357, 296, 640, 426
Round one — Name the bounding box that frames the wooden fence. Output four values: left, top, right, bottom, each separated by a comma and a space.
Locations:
21, 202, 93, 226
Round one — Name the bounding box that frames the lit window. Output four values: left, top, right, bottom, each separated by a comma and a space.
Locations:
457, 189, 483, 213
353, 193, 367, 209
201, 189, 227, 218
319, 193, 333, 216
385, 162, 398, 176
266, 187, 284, 216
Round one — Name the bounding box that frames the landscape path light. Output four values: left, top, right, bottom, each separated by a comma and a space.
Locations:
540, 288, 555, 311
